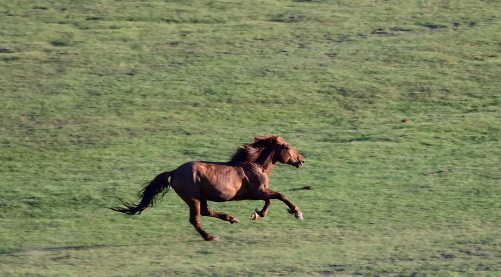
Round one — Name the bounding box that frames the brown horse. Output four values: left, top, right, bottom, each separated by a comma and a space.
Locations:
110, 135, 305, 241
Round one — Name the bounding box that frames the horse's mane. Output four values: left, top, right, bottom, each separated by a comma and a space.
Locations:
229, 135, 284, 164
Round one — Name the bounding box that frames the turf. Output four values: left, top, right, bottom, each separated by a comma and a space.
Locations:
1, 0, 501, 276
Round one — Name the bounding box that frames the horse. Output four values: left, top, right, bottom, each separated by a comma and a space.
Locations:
110, 135, 305, 241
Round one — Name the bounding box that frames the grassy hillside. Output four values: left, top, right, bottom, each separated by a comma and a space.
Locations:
1, 0, 500, 276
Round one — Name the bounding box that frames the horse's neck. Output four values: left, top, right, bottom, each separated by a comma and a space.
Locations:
254, 148, 275, 174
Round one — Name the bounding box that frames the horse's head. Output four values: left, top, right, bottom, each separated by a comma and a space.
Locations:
259, 136, 304, 168
232, 135, 305, 168
275, 141, 305, 168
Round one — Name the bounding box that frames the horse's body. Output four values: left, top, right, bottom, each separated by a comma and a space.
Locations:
111, 135, 305, 241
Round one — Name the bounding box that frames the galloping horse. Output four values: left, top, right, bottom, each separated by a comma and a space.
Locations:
110, 135, 305, 241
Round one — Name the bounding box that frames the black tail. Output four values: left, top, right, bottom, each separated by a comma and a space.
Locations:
110, 171, 173, 215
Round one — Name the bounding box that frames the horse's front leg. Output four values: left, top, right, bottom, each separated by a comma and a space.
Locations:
255, 189, 303, 220
250, 199, 271, 220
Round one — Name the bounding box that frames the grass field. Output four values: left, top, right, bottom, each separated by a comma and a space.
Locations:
1, 0, 501, 276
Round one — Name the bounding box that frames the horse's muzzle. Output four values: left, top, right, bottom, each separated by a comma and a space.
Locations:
293, 160, 305, 168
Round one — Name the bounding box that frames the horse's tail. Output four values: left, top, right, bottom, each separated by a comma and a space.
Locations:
110, 171, 173, 215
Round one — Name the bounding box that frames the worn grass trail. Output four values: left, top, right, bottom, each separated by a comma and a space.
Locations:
1, 0, 501, 276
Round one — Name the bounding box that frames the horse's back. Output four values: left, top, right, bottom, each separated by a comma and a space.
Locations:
171, 161, 249, 202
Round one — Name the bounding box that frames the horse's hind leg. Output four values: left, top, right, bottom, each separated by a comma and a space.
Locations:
187, 199, 219, 241
250, 199, 271, 220
201, 199, 239, 224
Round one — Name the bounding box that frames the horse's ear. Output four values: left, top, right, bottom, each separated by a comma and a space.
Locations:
253, 135, 279, 146
268, 135, 285, 145
268, 136, 279, 144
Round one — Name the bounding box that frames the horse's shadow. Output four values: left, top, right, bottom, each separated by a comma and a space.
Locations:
0, 242, 162, 256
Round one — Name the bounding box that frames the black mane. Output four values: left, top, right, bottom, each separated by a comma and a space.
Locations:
229, 135, 282, 164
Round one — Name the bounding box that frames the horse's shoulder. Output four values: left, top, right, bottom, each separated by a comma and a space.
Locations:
241, 164, 268, 180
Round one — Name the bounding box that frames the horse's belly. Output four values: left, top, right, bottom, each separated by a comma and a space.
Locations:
205, 195, 234, 202
201, 181, 246, 202
194, 162, 249, 201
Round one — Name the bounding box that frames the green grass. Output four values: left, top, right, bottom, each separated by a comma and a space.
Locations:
1, 0, 501, 276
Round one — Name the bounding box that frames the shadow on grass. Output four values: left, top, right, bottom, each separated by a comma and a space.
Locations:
0, 242, 162, 256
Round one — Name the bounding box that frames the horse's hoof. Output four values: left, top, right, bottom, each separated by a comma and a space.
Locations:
230, 218, 240, 224
287, 208, 303, 220
206, 235, 219, 241
251, 209, 261, 220
295, 212, 304, 220
250, 212, 259, 220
